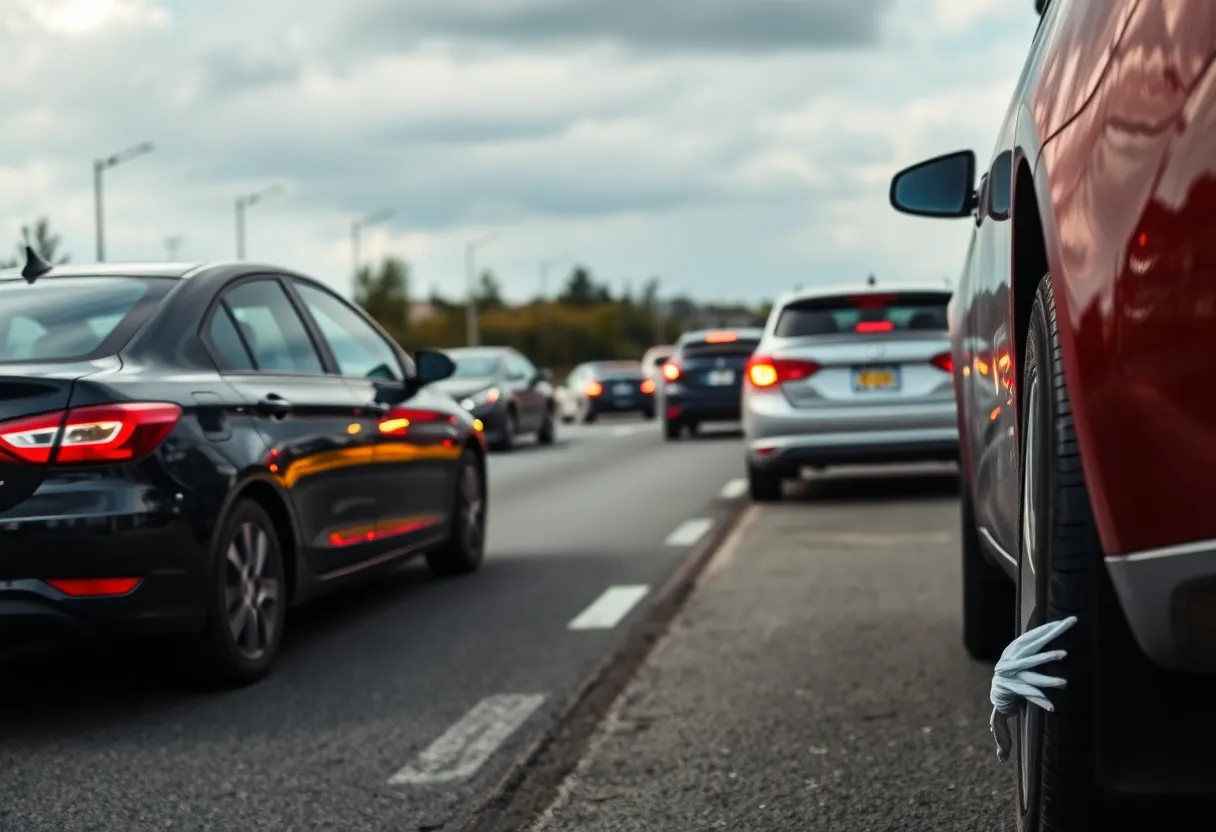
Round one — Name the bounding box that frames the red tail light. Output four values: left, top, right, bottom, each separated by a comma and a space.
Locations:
45, 578, 142, 597
585, 381, 604, 397
640, 379, 657, 394
855, 321, 894, 333
0, 402, 181, 466
378, 408, 458, 435
745, 355, 822, 388
930, 352, 954, 373
661, 361, 681, 382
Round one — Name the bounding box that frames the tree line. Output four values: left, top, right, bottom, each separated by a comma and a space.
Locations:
6, 216, 768, 374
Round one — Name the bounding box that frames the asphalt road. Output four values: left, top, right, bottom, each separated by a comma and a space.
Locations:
531, 465, 1016, 831
0, 416, 749, 832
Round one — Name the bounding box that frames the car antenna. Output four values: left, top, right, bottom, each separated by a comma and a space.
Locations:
866, 274, 877, 287
21, 245, 52, 283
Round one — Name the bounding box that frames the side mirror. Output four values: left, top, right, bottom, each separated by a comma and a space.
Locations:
415, 348, 455, 385
890, 150, 977, 219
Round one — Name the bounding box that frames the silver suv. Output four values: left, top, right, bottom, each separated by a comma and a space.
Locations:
742, 282, 959, 501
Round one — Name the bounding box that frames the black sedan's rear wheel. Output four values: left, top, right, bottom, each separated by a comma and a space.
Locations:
663, 418, 681, 440
491, 408, 517, 452
537, 405, 556, 445
193, 499, 287, 687
1017, 274, 1103, 831
427, 449, 487, 577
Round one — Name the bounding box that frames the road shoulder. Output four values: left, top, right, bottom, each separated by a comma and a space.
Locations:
529, 489, 1014, 831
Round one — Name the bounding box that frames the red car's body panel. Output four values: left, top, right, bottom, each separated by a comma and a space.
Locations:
956, 0, 1216, 559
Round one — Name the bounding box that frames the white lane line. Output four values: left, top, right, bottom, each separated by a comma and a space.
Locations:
720, 478, 748, 499
568, 585, 650, 630
612, 424, 647, 436
664, 517, 714, 547
388, 694, 547, 785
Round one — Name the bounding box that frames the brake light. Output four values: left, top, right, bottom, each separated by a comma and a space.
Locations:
745, 355, 821, 388
378, 408, 458, 435
855, 321, 895, 333
0, 402, 181, 466
704, 331, 738, 343
640, 379, 657, 394
585, 381, 604, 397
45, 578, 142, 597
661, 361, 681, 382
930, 352, 954, 373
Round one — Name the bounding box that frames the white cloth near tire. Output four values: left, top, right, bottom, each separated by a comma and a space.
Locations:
989, 615, 1077, 762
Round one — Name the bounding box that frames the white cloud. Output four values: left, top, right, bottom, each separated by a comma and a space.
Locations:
0, 0, 1041, 303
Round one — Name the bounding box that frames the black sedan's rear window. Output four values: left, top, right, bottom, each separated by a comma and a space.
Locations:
774, 292, 950, 337
0, 276, 170, 362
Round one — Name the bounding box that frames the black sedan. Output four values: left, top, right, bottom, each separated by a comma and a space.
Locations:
0, 250, 487, 686
661, 328, 761, 440
559, 361, 656, 423
432, 347, 557, 451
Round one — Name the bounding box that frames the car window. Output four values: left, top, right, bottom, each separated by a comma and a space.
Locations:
294, 282, 402, 381
208, 306, 256, 371
449, 355, 501, 379
505, 354, 532, 380
774, 292, 951, 337
223, 279, 323, 374
0, 276, 166, 363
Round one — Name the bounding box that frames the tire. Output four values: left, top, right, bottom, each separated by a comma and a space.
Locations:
688, 422, 701, 438
1017, 273, 1104, 831
537, 406, 556, 445
642, 408, 656, 420
581, 406, 598, 424
747, 465, 782, 502
491, 408, 517, 452
961, 484, 1014, 661
427, 449, 487, 577
191, 499, 287, 687
664, 419, 681, 441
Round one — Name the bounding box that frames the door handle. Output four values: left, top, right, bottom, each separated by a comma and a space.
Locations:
257, 395, 293, 418
365, 401, 391, 415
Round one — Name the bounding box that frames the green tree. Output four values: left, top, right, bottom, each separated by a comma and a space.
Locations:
1, 217, 70, 268
353, 255, 410, 337
475, 269, 505, 309
558, 265, 612, 306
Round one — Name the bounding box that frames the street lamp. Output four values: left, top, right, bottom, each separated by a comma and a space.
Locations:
93, 141, 154, 262
465, 233, 499, 346
350, 208, 396, 276
164, 235, 183, 260
235, 183, 284, 259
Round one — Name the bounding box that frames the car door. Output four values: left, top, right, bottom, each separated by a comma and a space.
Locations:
506, 352, 545, 430
288, 279, 454, 564
208, 276, 382, 579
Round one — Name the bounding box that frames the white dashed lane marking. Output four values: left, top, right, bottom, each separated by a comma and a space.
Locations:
664, 518, 714, 547
720, 478, 748, 499
388, 694, 547, 785
568, 585, 650, 630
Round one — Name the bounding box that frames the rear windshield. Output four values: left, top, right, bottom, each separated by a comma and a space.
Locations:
774, 292, 950, 337
591, 362, 643, 378
681, 339, 760, 360
0, 276, 167, 363
448, 355, 500, 378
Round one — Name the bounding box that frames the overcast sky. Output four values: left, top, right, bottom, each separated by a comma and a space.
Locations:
0, 0, 1039, 304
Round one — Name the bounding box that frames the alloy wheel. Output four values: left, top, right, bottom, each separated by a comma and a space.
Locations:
223, 521, 281, 662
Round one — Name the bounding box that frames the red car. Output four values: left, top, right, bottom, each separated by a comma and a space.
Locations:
890, 0, 1216, 827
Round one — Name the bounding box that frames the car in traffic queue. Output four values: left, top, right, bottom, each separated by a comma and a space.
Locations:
741, 285, 957, 500
641, 344, 675, 382
889, 0, 1216, 826
0, 251, 487, 687
660, 328, 760, 440
433, 346, 557, 451
559, 361, 656, 423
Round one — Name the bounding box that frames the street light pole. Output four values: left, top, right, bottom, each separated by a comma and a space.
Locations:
234, 183, 284, 259
465, 233, 499, 347
350, 208, 395, 278
93, 141, 154, 262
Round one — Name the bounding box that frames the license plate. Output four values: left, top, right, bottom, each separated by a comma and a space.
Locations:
707, 370, 735, 386
613, 383, 633, 395
852, 365, 900, 391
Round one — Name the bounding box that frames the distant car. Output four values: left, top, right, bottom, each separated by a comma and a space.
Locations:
434, 347, 557, 451
0, 254, 485, 686
741, 284, 956, 499
661, 328, 761, 440
559, 361, 656, 423
641, 345, 675, 381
